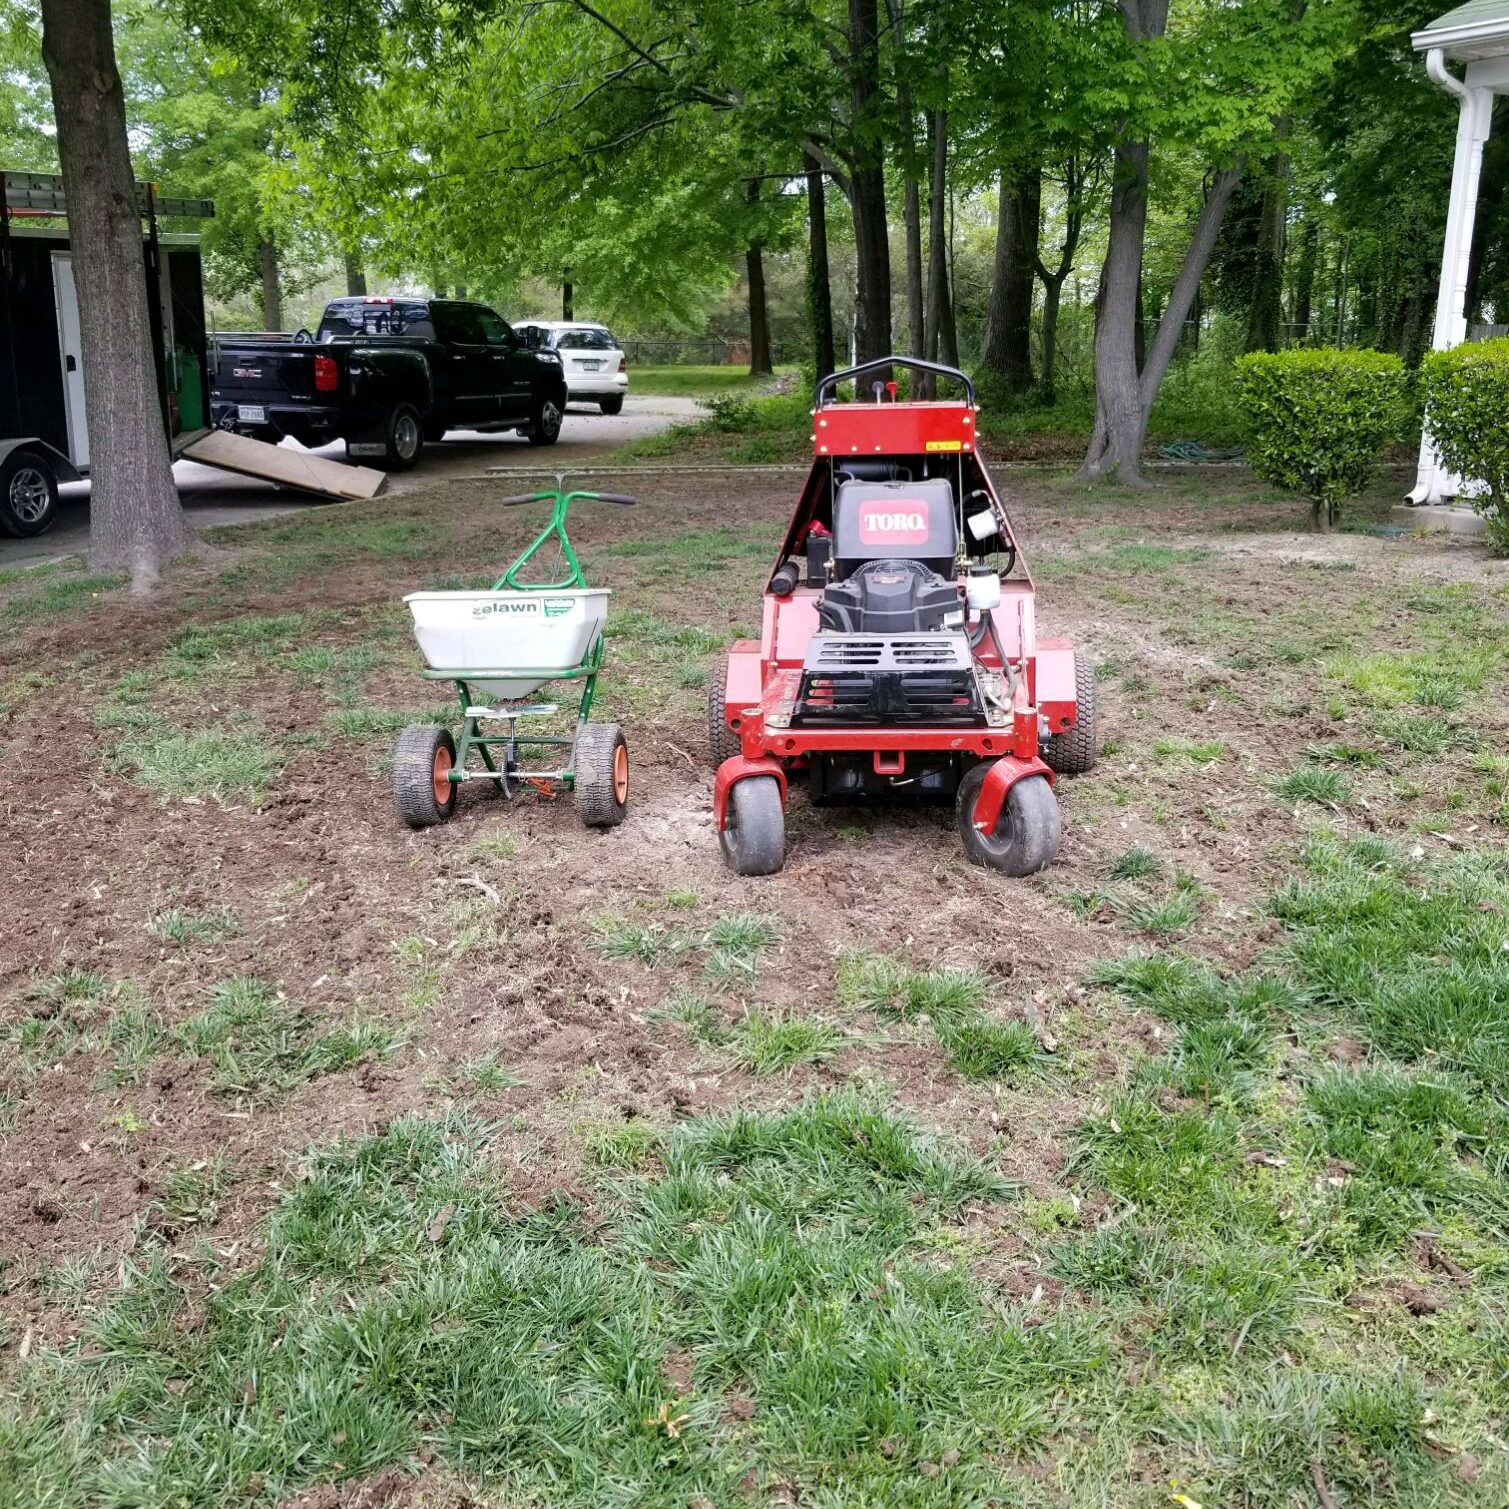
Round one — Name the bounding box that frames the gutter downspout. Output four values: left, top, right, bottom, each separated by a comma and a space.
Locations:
1409, 47, 1493, 504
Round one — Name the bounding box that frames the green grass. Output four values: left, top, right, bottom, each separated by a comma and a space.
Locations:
0, 1093, 1102, 1508
936, 1016, 1040, 1079
114, 724, 283, 799
835, 952, 989, 1020
725, 1008, 846, 1075
1151, 736, 1226, 764
1272, 762, 1350, 805
625, 362, 796, 397
1, 570, 125, 619
590, 915, 686, 965
1107, 847, 1161, 882
175, 977, 406, 1101
150, 906, 238, 945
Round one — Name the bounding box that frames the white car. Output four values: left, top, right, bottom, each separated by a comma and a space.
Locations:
514, 321, 627, 414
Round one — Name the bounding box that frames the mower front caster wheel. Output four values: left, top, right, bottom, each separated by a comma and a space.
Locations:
720, 776, 785, 876
575, 722, 629, 827
394, 725, 458, 828
956, 767, 1060, 877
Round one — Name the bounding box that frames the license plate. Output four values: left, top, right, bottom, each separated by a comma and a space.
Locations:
579, 361, 602, 372
238, 404, 267, 424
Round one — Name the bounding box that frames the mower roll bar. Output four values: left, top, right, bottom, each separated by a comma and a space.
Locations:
815, 356, 975, 409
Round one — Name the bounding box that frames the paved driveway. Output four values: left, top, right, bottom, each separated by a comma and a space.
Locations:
1, 394, 699, 569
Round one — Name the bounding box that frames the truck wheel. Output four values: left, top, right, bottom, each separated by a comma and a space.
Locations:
0, 449, 60, 538
707, 660, 741, 766
527, 393, 564, 447
365, 403, 423, 472
598, 395, 624, 416
956, 766, 1061, 877
720, 776, 785, 876
1042, 652, 1099, 775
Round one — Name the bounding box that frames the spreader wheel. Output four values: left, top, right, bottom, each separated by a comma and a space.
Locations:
720, 776, 785, 876
575, 722, 629, 828
956, 765, 1061, 877
394, 725, 458, 829
706, 660, 742, 767
1042, 652, 1099, 775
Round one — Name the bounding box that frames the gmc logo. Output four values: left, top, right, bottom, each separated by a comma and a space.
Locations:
858, 503, 929, 545
233, 367, 262, 378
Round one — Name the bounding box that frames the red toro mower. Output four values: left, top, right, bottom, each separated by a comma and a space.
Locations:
708, 356, 1096, 877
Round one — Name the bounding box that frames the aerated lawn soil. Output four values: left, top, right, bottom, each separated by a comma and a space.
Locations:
1, 465, 1506, 1507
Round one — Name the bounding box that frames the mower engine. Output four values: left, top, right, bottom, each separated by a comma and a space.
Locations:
708, 357, 1098, 878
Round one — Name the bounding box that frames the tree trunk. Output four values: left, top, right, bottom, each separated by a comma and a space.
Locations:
1293, 218, 1317, 339
1244, 140, 1291, 352
804, 155, 836, 378
1039, 274, 1067, 402
745, 179, 773, 377
982, 166, 1039, 392
40, 0, 187, 586
921, 106, 951, 395
903, 177, 924, 359
258, 238, 281, 331
343, 251, 367, 297
1079, 137, 1152, 484
848, 0, 892, 367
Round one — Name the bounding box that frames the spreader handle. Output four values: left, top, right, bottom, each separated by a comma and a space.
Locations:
590, 492, 637, 505
499, 492, 550, 506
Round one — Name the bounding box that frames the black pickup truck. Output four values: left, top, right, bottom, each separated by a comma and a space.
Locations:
209, 297, 568, 469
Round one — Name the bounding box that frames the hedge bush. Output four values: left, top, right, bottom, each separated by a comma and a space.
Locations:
1420, 338, 1509, 552
1234, 348, 1408, 527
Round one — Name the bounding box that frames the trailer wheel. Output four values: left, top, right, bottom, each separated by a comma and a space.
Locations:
575, 722, 629, 828
720, 776, 785, 876
0, 449, 59, 538
956, 766, 1060, 877
394, 725, 457, 828
706, 660, 742, 766
527, 393, 564, 447
598, 395, 625, 416
364, 403, 424, 472
1042, 652, 1099, 774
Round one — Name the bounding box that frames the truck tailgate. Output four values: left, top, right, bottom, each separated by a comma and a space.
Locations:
212, 345, 330, 408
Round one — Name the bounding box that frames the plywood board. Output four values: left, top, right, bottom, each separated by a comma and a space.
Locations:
177, 429, 386, 500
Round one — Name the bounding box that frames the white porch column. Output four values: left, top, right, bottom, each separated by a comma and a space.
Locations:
1409, 48, 1494, 505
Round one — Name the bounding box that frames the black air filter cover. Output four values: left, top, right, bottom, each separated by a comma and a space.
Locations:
818, 559, 961, 635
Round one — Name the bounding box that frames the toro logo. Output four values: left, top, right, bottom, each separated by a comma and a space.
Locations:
857, 501, 930, 546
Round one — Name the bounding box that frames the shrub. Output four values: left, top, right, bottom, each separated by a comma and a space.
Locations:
1234, 348, 1407, 528
1420, 337, 1509, 552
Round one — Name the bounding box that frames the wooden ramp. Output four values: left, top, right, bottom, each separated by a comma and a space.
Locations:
174, 429, 386, 501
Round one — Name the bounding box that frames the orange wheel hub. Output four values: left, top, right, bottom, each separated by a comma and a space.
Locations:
432, 746, 453, 805
613, 744, 629, 804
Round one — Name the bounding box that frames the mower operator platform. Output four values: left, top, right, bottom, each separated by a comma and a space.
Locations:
707, 356, 1098, 879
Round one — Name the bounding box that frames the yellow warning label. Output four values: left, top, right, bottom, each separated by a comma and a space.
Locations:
925, 439, 963, 452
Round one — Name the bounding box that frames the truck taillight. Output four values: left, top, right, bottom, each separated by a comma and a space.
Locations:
314, 354, 338, 392
618, 355, 626, 373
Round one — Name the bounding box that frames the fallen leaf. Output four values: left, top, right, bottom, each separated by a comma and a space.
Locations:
427, 1202, 456, 1243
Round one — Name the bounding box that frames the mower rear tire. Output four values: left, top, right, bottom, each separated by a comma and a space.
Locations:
394, 724, 458, 828
720, 776, 784, 876
1042, 652, 1099, 775
575, 722, 629, 827
706, 660, 742, 766
956, 766, 1060, 877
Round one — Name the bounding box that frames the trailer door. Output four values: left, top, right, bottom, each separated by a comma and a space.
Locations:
50, 253, 89, 468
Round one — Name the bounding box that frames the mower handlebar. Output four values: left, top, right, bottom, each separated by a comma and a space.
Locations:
497, 489, 637, 506
815, 356, 975, 409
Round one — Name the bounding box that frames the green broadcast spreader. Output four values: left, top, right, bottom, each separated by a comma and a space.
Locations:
391, 480, 635, 829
